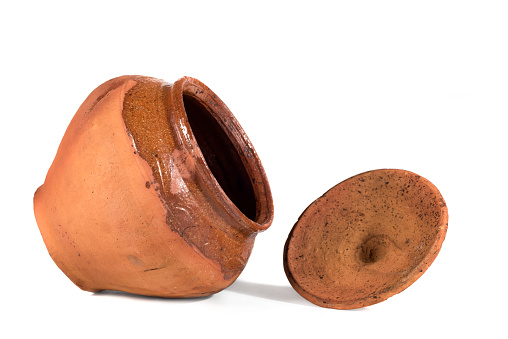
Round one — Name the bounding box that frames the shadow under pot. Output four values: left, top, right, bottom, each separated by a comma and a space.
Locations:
34, 75, 274, 297
284, 169, 448, 309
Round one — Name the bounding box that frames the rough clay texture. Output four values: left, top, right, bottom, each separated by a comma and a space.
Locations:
284, 169, 448, 309
34, 75, 273, 297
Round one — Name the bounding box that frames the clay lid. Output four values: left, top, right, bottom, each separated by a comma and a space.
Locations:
283, 169, 448, 309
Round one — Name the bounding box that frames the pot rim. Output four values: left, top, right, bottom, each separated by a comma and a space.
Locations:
169, 77, 274, 233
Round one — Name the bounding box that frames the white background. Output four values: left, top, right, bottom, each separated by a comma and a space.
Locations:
1, 1, 507, 338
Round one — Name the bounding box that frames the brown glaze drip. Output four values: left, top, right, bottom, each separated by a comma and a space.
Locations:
122, 77, 175, 185
284, 169, 448, 309
122, 77, 258, 280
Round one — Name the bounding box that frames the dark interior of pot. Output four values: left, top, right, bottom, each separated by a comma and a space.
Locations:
183, 94, 257, 221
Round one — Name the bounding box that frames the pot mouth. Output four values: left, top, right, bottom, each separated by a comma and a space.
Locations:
169, 77, 273, 233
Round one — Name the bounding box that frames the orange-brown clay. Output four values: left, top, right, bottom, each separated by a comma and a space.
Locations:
283, 169, 447, 309
34, 75, 273, 297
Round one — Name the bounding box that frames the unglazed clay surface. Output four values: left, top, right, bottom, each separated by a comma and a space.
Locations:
34, 75, 273, 297
284, 169, 447, 309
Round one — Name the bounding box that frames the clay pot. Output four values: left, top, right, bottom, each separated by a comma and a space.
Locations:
34, 75, 274, 297
284, 169, 447, 309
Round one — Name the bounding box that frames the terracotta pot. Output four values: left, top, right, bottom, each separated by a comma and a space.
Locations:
34, 75, 274, 297
284, 169, 447, 309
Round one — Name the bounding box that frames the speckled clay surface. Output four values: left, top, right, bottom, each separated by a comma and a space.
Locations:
34, 75, 273, 297
284, 169, 448, 309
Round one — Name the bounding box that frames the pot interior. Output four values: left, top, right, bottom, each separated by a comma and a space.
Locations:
183, 94, 257, 222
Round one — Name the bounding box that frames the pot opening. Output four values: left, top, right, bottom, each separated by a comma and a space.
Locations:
183, 94, 258, 222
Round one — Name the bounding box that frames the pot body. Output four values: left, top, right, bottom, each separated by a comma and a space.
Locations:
34, 75, 273, 297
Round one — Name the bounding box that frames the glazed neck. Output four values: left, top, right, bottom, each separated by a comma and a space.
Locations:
168, 77, 273, 235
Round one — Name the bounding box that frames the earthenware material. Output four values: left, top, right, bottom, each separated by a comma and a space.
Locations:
34, 75, 274, 297
284, 169, 447, 309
